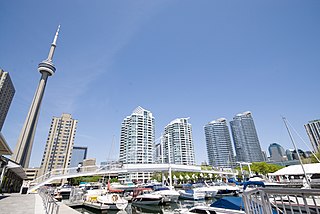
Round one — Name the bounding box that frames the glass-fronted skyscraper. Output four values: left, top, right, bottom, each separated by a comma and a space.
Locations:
70, 146, 87, 167
119, 106, 155, 182
161, 118, 195, 165
204, 118, 235, 168
304, 120, 320, 153
268, 143, 285, 162
0, 69, 15, 131
230, 111, 264, 162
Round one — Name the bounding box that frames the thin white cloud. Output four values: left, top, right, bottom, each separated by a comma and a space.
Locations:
44, 1, 171, 114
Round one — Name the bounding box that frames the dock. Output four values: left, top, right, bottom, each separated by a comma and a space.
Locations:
0, 193, 80, 214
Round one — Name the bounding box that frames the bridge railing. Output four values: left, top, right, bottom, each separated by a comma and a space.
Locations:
30, 164, 123, 187
29, 163, 237, 191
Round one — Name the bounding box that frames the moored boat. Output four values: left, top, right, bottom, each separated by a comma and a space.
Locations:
132, 188, 162, 205
175, 205, 246, 214
57, 184, 72, 199
178, 189, 206, 200
211, 182, 240, 196
96, 193, 128, 210
152, 186, 180, 203
192, 183, 218, 198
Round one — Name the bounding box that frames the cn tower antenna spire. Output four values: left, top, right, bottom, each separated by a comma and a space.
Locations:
47, 25, 60, 62
12, 26, 61, 168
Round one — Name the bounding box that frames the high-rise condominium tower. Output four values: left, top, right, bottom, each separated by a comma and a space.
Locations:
0, 69, 15, 131
12, 26, 60, 168
161, 118, 195, 165
230, 111, 264, 162
119, 106, 155, 164
119, 106, 155, 182
204, 118, 235, 168
304, 120, 320, 153
40, 113, 77, 176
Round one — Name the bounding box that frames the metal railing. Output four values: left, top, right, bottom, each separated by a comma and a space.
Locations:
38, 187, 60, 214
243, 187, 320, 214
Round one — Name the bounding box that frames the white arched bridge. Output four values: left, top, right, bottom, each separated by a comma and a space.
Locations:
28, 163, 237, 193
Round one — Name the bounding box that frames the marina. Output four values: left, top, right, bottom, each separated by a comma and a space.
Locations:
1, 4, 320, 214
1, 161, 320, 214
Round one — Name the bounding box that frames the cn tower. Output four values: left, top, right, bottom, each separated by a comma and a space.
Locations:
12, 26, 60, 168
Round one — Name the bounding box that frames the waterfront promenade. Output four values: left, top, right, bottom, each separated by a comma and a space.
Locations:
0, 193, 79, 214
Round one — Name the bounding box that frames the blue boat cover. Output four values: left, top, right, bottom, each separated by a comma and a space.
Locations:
185, 189, 195, 194
228, 178, 243, 185
243, 181, 265, 190
210, 197, 244, 210
154, 187, 170, 191
211, 196, 277, 214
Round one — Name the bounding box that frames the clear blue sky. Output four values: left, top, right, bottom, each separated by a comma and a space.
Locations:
1, 1, 319, 167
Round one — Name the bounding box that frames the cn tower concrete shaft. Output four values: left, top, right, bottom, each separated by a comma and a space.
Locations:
12, 26, 60, 168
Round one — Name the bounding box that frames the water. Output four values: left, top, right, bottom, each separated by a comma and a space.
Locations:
73, 198, 218, 214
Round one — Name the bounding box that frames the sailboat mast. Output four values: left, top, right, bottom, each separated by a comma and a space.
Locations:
282, 117, 310, 186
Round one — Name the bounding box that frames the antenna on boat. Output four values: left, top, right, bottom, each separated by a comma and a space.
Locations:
107, 135, 116, 161
282, 117, 310, 187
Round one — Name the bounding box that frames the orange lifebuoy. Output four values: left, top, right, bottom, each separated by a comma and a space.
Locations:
112, 194, 119, 202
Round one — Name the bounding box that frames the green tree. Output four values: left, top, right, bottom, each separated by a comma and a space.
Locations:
69, 176, 102, 185
109, 178, 118, 183
310, 152, 320, 163
201, 165, 213, 170
151, 172, 162, 182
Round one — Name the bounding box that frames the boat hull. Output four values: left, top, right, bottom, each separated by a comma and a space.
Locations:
179, 190, 205, 200
132, 197, 162, 205
152, 189, 180, 203
96, 195, 128, 210
177, 205, 246, 214
194, 187, 218, 198
132, 193, 162, 205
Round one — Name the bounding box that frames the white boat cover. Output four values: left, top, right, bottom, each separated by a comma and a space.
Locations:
269, 163, 320, 176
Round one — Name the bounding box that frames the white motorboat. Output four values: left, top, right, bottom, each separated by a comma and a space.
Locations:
175, 205, 246, 214
211, 182, 240, 196
84, 189, 107, 201
96, 194, 128, 210
192, 183, 218, 198
57, 184, 72, 199
132, 188, 163, 205
152, 186, 180, 203
178, 189, 206, 200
